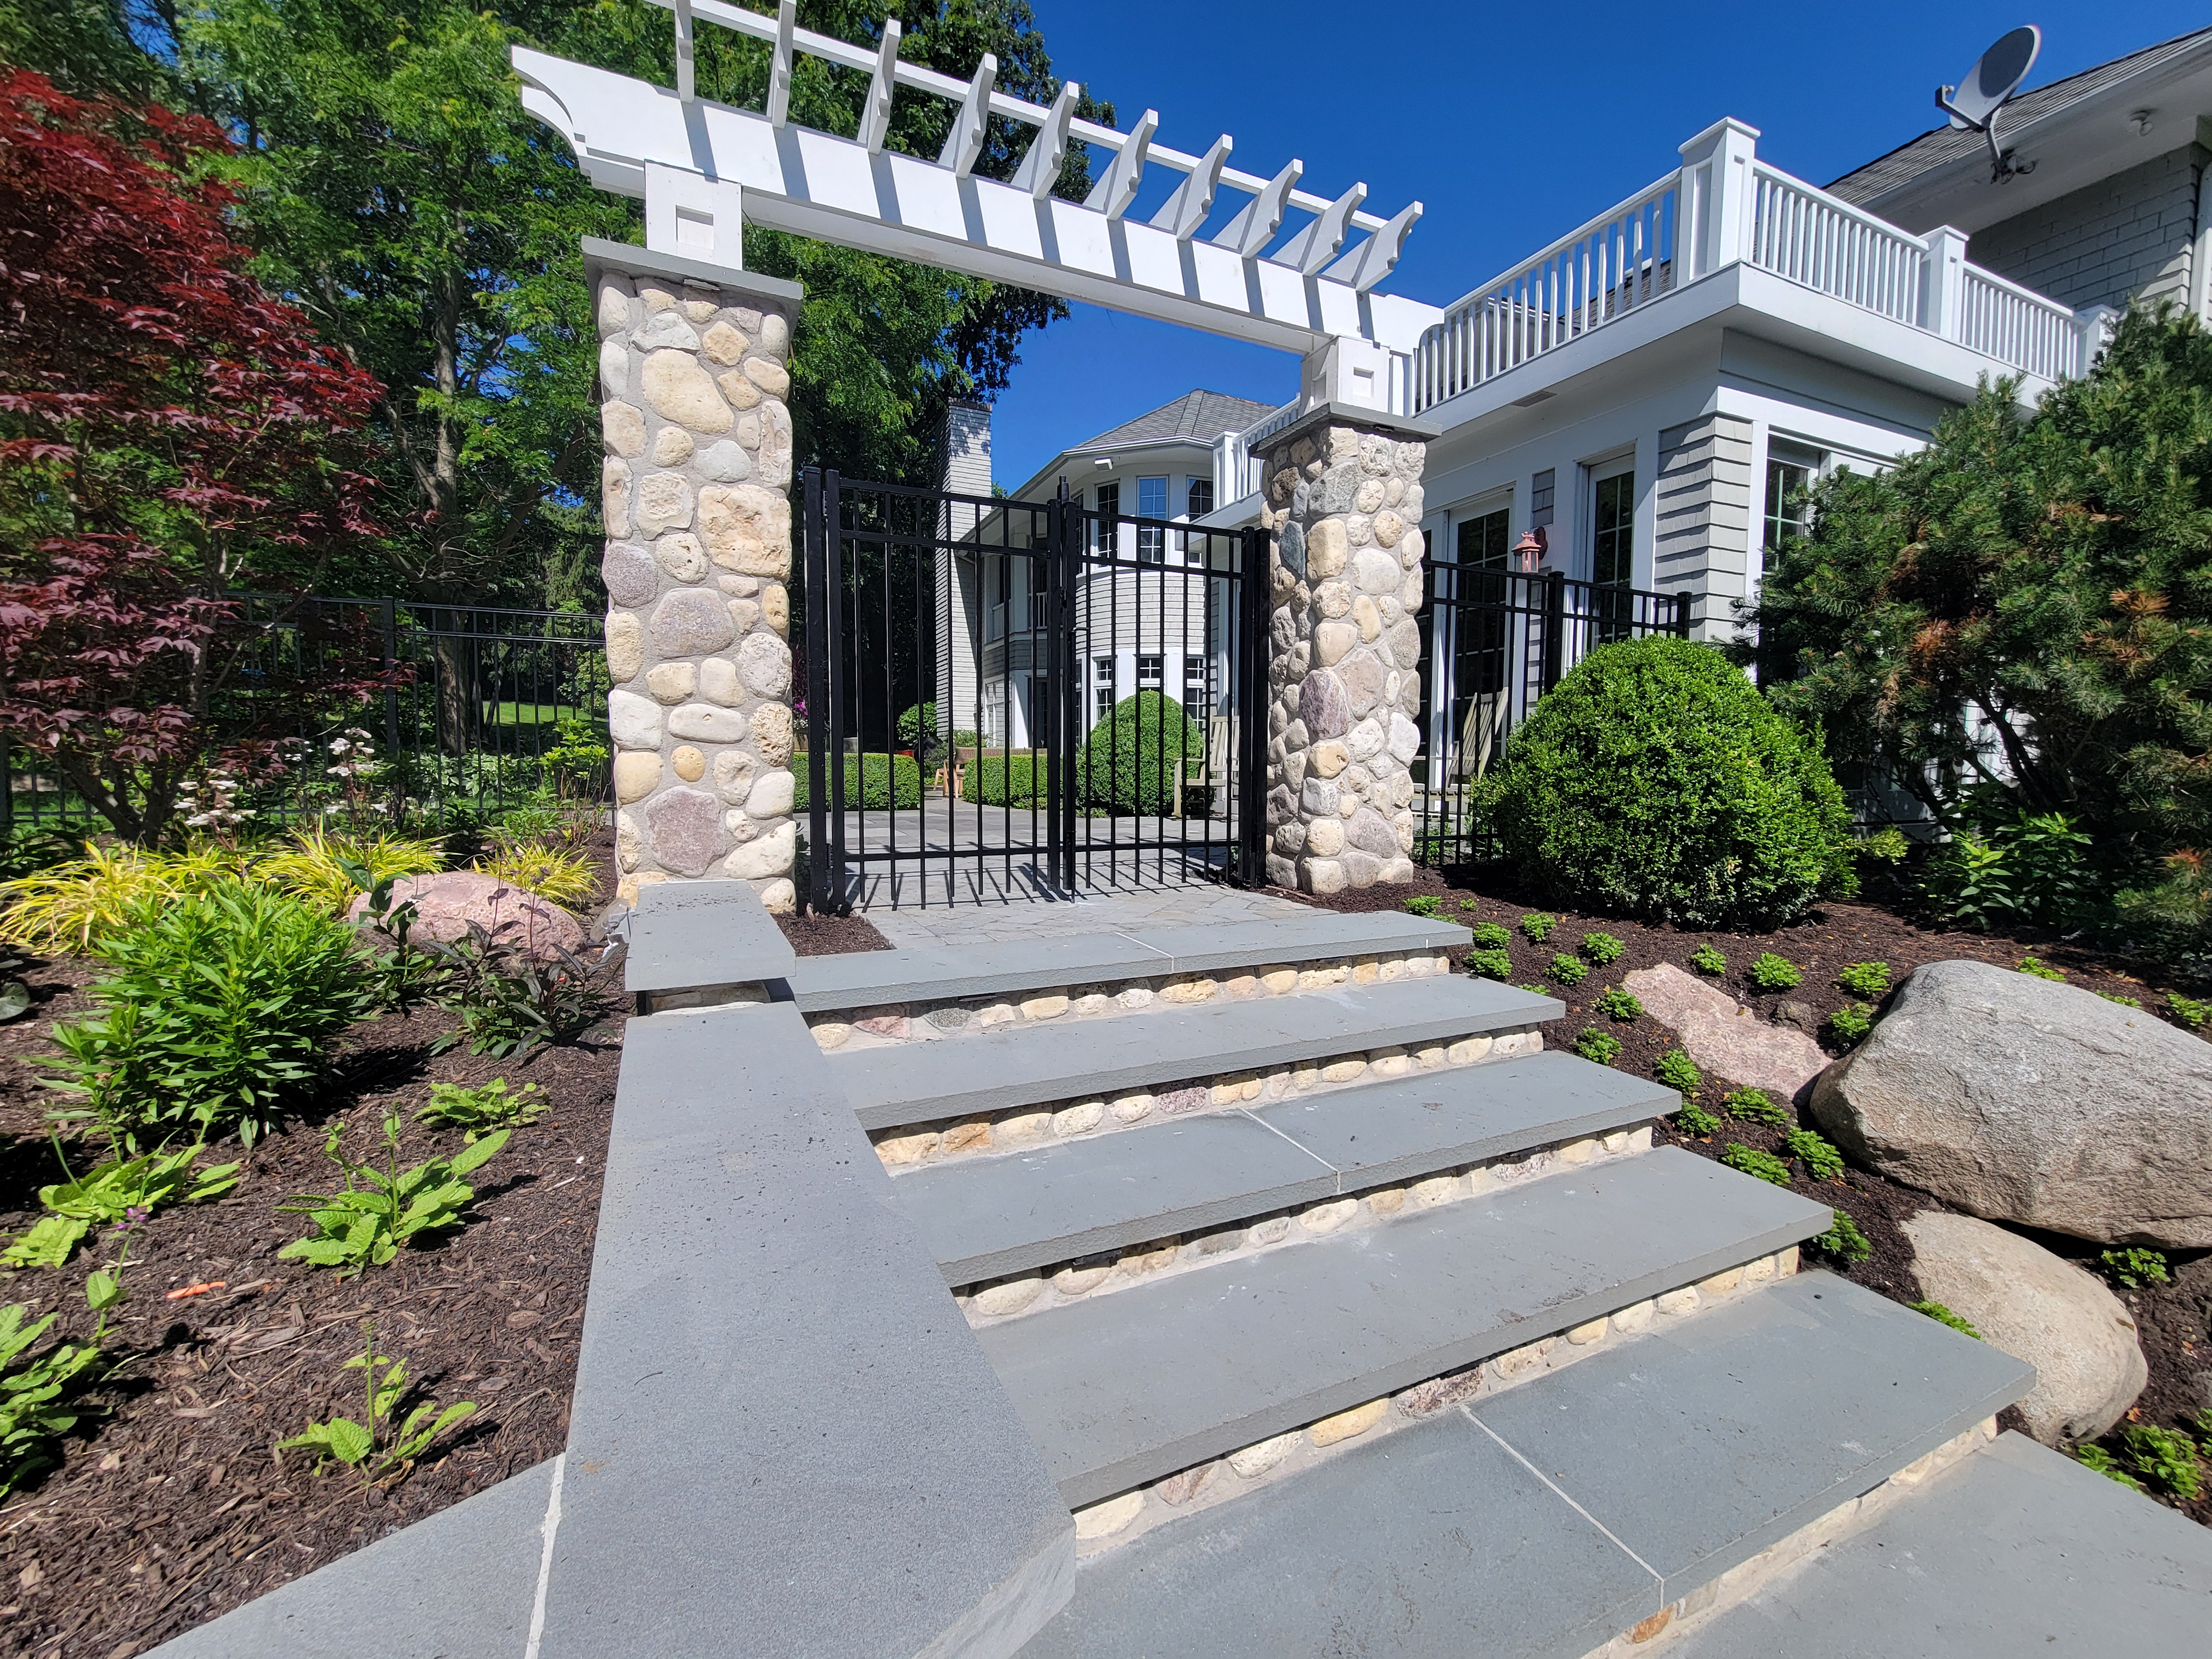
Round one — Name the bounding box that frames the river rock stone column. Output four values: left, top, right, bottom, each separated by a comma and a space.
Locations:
1256, 409, 1434, 894
589, 241, 805, 913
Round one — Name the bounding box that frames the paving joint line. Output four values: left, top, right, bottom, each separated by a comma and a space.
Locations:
1463, 1408, 1666, 1590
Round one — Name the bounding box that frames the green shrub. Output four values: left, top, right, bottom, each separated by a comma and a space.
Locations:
1722, 1087, 1789, 1126
2118, 1425, 2204, 1500
2168, 990, 2211, 1031
1654, 1049, 1702, 1098
43, 882, 374, 1147
2100, 1248, 2171, 1289
1579, 930, 1625, 966
1784, 1127, 1844, 1180
961, 754, 1048, 808
1478, 637, 1854, 927
1923, 814, 2101, 935
1595, 985, 1642, 1022
1463, 949, 1513, 981
1517, 912, 1555, 943
2016, 953, 2065, 982
1856, 826, 1911, 864
1469, 922, 1511, 950
1672, 1099, 1720, 1136
1688, 944, 1728, 976
2074, 1444, 2146, 1491
1547, 953, 1587, 986
1826, 1003, 1874, 1045
1812, 1207, 1872, 1263
1077, 691, 1201, 816
793, 753, 924, 812
1722, 1143, 1792, 1186
1747, 952, 1802, 992
1910, 1300, 1982, 1339
1836, 961, 1891, 998
1572, 1028, 1622, 1065
2098, 992, 2144, 1009
1402, 895, 1443, 918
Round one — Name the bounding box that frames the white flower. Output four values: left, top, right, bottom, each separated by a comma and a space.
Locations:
328, 738, 351, 755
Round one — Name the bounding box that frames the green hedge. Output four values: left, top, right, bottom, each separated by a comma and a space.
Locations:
1078, 691, 1202, 817
962, 755, 1047, 808
791, 753, 922, 812
1480, 637, 1854, 928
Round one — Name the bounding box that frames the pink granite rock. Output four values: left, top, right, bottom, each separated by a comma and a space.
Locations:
347, 871, 584, 963
1622, 962, 1831, 1101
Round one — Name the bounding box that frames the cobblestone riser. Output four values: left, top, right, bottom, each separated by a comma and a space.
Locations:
955, 1125, 1656, 1323
869, 1025, 1545, 1169
1579, 1415, 2002, 1654
1069, 1242, 1805, 1553
810, 950, 1462, 1053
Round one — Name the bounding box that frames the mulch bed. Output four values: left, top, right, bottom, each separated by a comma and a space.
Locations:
777, 910, 891, 957
0, 848, 630, 1656
1282, 863, 2212, 1527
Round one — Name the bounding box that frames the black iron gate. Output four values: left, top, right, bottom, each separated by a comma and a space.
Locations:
800, 467, 1267, 910
1414, 563, 1692, 866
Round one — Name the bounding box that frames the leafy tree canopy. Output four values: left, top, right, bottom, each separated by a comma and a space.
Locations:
1747, 304, 2212, 870
4, 0, 1107, 609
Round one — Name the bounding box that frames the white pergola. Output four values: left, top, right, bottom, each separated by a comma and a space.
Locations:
513, 0, 1444, 411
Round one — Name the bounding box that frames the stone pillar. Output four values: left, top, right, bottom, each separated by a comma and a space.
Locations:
1256, 404, 1437, 894
589, 239, 805, 913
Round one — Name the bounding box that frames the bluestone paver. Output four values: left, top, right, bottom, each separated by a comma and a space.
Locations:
1021, 1405, 1661, 1659
831, 976, 1562, 1129
1471, 1270, 2034, 1596
1666, 1432, 2212, 1658
624, 876, 796, 993
535, 1003, 1072, 1659
980, 1147, 1831, 1505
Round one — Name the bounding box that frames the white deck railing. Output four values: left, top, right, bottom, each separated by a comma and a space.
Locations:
1408, 119, 2095, 413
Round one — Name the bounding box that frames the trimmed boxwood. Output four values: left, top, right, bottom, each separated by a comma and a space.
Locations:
1077, 690, 1201, 817
1479, 636, 1854, 927
791, 753, 922, 812
962, 755, 1047, 808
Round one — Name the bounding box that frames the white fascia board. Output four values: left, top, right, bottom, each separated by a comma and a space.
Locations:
1421, 264, 2049, 443
1006, 435, 1228, 506
514, 47, 1441, 356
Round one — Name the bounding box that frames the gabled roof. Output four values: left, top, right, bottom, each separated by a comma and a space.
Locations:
1073, 390, 1280, 453
1826, 26, 2212, 206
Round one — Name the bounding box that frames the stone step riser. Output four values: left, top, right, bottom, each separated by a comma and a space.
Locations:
1577, 1417, 2002, 1657
810, 947, 1462, 1052
1069, 1244, 1806, 1553
957, 1124, 1656, 1318
873, 1026, 1544, 1169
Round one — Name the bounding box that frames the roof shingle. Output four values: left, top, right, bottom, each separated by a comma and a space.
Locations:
1073, 390, 1280, 453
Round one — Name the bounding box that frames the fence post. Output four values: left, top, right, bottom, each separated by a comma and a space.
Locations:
0, 735, 11, 836
1676, 118, 1758, 280
1673, 590, 1693, 637
1541, 569, 1567, 692
802, 467, 833, 915
1237, 526, 1269, 887
1920, 226, 1970, 340
1056, 484, 1081, 891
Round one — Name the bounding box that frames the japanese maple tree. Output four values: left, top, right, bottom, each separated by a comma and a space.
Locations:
0, 67, 385, 843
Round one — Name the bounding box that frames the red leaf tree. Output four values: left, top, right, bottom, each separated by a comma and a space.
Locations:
0, 67, 388, 843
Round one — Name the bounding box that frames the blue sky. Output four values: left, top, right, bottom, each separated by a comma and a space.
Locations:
983, 2, 2193, 487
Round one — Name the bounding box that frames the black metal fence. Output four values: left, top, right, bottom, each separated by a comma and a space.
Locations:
1414, 565, 1691, 866
800, 468, 1266, 909
1, 597, 608, 832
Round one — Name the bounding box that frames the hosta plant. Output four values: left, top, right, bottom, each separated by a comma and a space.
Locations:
1783, 1127, 1844, 1181
1688, 944, 1728, 976
417, 1078, 545, 1142
1721, 1087, 1790, 1127
1747, 952, 1802, 993
1594, 985, 1642, 1022
1572, 1028, 1622, 1065
1579, 931, 1625, 966
1722, 1143, 1792, 1187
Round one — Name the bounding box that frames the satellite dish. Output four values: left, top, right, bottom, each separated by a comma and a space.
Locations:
1937, 26, 2042, 180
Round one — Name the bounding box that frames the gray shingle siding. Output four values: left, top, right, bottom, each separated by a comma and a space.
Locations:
1655, 413, 1752, 641
1966, 144, 2204, 315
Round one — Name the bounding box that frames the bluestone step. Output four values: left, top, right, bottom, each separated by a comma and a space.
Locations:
785, 909, 1474, 1013
1020, 1272, 2036, 1659
1665, 1430, 2212, 1659
624, 876, 795, 994
979, 1146, 1832, 1505
831, 975, 1562, 1131
896, 1051, 1675, 1283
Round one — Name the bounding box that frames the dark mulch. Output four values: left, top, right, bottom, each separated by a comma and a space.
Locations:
1280, 863, 2212, 1524
777, 910, 892, 957
0, 958, 621, 1656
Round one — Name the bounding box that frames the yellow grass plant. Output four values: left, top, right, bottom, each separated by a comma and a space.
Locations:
253, 827, 448, 913
0, 843, 240, 954
471, 842, 597, 911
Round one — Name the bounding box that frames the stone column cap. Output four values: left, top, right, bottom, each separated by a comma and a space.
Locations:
1260, 400, 1440, 454
582, 235, 805, 306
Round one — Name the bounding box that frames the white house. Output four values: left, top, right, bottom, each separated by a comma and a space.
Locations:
936, 23, 2212, 810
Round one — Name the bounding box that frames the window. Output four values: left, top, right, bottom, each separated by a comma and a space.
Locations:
1763, 440, 1822, 571
1184, 659, 1212, 729
1093, 655, 1116, 724
1187, 477, 1215, 519
1136, 476, 1167, 562
1592, 469, 1635, 644
1454, 508, 1512, 698
1137, 653, 1163, 687
1092, 481, 1119, 554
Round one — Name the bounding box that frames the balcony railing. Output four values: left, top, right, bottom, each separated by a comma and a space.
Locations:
1410, 119, 2098, 414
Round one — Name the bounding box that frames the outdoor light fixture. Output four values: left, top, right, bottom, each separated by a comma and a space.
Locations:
1513, 527, 1547, 571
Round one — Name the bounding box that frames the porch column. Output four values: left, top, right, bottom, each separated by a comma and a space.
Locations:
1255, 399, 1438, 893
588, 238, 805, 912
